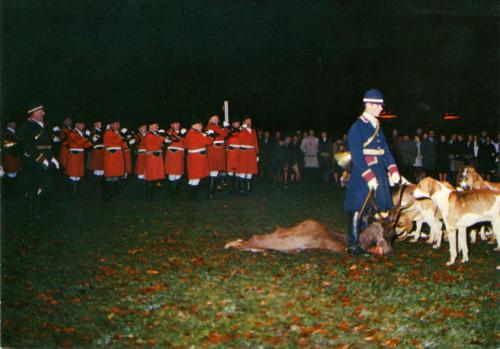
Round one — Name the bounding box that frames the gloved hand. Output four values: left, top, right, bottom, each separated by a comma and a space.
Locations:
51, 157, 60, 170
241, 123, 248, 129
92, 135, 100, 143
85, 130, 91, 137
180, 128, 187, 135
257, 156, 260, 162
388, 171, 401, 186
120, 128, 128, 134
164, 138, 172, 144
367, 177, 379, 191
158, 129, 166, 135
223, 121, 230, 127
42, 159, 50, 169
128, 138, 136, 145
52, 126, 61, 132
206, 129, 215, 136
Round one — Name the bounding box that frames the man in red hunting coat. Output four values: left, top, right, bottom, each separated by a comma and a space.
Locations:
144, 122, 168, 200
134, 124, 147, 182
225, 119, 242, 193
58, 116, 73, 169
2, 119, 21, 183
164, 120, 186, 195
184, 118, 215, 202
65, 119, 93, 196
205, 115, 229, 199
89, 120, 105, 192
103, 120, 127, 200
238, 116, 259, 194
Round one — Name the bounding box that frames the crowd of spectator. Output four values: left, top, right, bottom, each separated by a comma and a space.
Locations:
255, 128, 500, 188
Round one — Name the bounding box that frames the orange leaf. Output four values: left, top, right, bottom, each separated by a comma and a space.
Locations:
337, 321, 350, 332
63, 327, 76, 333
298, 337, 308, 347
146, 269, 160, 275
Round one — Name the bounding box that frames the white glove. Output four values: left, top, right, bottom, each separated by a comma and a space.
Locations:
128, 138, 136, 145
92, 135, 99, 143
53, 136, 61, 142
51, 157, 60, 169
85, 130, 91, 136
0, 165, 4, 178
106, 124, 111, 130
120, 128, 128, 134
52, 126, 61, 132
158, 129, 166, 134
206, 129, 214, 135
223, 121, 230, 127
42, 159, 50, 169
257, 156, 260, 162
180, 128, 187, 135
164, 138, 172, 144
388, 172, 401, 186
241, 123, 248, 129
367, 177, 379, 191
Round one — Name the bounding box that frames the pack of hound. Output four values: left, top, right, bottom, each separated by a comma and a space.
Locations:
395, 166, 499, 266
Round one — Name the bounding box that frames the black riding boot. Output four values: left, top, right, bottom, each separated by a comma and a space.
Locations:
170, 180, 178, 197
104, 180, 113, 200
208, 176, 216, 199
189, 185, 200, 203
239, 177, 246, 195
69, 180, 78, 197
347, 211, 365, 255
246, 178, 252, 194
25, 191, 35, 223
146, 181, 155, 201
94, 176, 103, 194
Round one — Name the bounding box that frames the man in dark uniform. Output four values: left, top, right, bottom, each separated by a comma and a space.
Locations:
344, 89, 401, 255
18, 103, 60, 223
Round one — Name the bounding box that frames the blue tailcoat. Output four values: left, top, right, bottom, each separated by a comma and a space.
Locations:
344, 116, 396, 212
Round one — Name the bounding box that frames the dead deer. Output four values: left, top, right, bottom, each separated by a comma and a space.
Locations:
225, 186, 412, 256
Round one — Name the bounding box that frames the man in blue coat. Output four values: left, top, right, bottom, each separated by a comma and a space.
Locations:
344, 89, 401, 255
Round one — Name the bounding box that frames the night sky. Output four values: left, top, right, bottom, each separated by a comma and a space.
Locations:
1, 0, 498, 136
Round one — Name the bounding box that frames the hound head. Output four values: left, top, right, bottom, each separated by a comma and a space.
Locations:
413, 177, 440, 199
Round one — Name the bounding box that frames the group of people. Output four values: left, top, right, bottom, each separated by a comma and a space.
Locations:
2, 90, 498, 259
1, 103, 262, 223
391, 129, 499, 185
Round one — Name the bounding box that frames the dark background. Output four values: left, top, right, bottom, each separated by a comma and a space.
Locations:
1, 0, 498, 137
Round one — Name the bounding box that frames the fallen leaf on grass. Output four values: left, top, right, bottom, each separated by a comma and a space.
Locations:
146, 269, 160, 275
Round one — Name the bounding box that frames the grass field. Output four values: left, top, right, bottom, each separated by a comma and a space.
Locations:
1, 177, 498, 348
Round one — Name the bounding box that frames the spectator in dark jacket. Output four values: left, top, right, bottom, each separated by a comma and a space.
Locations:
421, 130, 437, 178
436, 135, 451, 181
453, 134, 467, 184
478, 136, 496, 181
259, 131, 273, 180
396, 135, 417, 182
289, 135, 302, 183
318, 131, 333, 183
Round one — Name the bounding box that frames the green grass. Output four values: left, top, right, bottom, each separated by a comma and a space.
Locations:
1, 177, 498, 348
